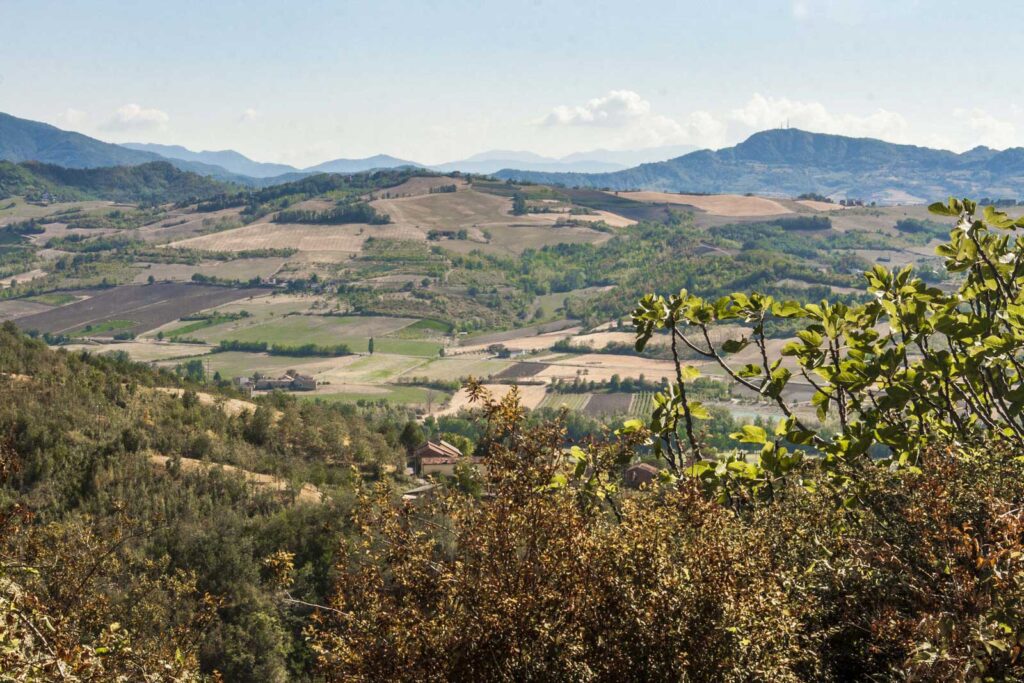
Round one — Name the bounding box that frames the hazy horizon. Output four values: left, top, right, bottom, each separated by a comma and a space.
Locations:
3, 0, 1022, 166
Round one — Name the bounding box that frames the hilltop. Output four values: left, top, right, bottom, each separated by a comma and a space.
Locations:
497, 128, 1024, 203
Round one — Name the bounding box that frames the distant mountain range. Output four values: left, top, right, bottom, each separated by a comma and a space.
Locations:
0, 112, 698, 183
6, 112, 1024, 202
496, 129, 1024, 203
121, 142, 298, 178
125, 140, 698, 176
430, 146, 698, 175
304, 154, 421, 174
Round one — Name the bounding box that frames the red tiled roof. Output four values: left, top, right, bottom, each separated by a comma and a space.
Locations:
415, 440, 463, 459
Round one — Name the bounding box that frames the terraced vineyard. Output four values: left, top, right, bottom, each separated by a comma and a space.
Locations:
630, 391, 655, 418
537, 392, 591, 411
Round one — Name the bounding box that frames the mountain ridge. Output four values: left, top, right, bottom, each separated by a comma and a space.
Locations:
495, 129, 1024, 203
121, 142, 299, 178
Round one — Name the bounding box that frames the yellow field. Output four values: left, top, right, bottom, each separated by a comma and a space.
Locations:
572, 210, 636, 228
455, 327, 582, 354
796, 199, 846, 212
372, 187, 554, 232
369, 176, 470, 198
138, 207, 246, 244
169, 222, 426, 258
61, 341, 214, 362
569, 331, 637, 347
533, 353, 687, 383
438, 383, 548, 416
616, 192, 792, 217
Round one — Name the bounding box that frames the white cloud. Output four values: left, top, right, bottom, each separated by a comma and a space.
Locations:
791, 0, 809, 19
541, 90, 727, 148
239, 108, 259, 123
56, 108, 87, 128
729, 93, 909, 142
953, 108, 1016, 149
99, 103, 169, 132
543, 90, 652, 127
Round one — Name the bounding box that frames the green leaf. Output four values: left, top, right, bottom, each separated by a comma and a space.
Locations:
737, 364, 763, 378
688, 401, 711, 420
732, 424, 767, 444
618, 419, 645, 434
721, 338, 749, 353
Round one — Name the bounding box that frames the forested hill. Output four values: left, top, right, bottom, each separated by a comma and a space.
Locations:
496, 128, 1024, 202
0, 112, 274, 185
0, 160, 235, 204
0, 321, 410, 678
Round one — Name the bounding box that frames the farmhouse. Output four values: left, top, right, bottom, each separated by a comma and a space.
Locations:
413, 439, 484, 477
234, 371, 317, 393
623, 462, 660, 489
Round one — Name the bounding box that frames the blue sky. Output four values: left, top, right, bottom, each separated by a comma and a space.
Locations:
1, 0, 1021, 166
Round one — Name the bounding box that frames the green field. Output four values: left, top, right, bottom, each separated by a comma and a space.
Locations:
198, 352, 317, 379
25, 292, 77, 306
390, 318, 452, 338
190, 314, 434, 354
70, 319, 136, 336
338, 354, 427, 381
405, 318, 452, 333
357, 338, 441, 357
164, 315, 239, 338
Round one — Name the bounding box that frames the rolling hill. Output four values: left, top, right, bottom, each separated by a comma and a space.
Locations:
0, 159, 232, 203
496, 129, 1024, 203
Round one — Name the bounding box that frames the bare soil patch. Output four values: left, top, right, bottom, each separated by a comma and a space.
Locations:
494, 362, 549, 379
0, 299, 51, 321
584, 393, 633, 416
